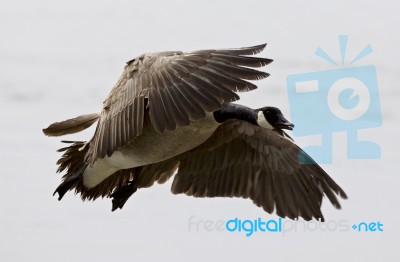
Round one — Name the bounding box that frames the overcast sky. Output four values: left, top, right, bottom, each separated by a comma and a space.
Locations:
1, 0, 399, 261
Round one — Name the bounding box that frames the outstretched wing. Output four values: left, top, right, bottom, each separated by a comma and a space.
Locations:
53, 121, 347, 220
170, 120, 347, 221
90, 44, 272, 162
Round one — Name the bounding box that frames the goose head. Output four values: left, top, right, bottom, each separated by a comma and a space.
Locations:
257, 106, 294, 131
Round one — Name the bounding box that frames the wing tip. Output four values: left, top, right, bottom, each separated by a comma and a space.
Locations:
42, 113, 100, 137
214, 43, 269, 56
42, 127, 52, 136
246, 43, 268, 55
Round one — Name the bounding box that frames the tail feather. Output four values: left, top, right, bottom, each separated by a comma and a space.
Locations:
54, 141, 133, 201
43, 113, 100, 137
54, 141, 89, 200
54, 141, 179, 209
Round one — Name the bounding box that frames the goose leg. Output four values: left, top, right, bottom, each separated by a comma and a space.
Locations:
111, 179, 138, 211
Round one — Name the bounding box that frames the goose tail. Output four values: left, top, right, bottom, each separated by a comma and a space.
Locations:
53, 141, 89, 200
53, 141, 133, 202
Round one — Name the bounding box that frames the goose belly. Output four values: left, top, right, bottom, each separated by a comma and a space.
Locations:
111, 117, 219, 168
83, 115, 219, 187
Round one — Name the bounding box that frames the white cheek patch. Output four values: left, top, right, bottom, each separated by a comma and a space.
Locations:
257, 111, 274, 129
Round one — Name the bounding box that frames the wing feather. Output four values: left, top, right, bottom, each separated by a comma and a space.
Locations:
171, 120, 347, 221
89, 44, 271, 161
212, 53, 273, 67
43, 113, 100, 137
211, 43, 267, 55
207, 60, 270, 80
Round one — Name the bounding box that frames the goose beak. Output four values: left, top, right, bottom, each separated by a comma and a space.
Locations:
275, 116, 294, 130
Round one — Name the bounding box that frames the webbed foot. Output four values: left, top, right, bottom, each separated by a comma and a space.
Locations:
111, 181, 138, 211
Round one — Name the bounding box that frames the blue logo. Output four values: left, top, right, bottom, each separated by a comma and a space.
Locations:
352, 221, 384, 232
286, 35, 382, 164
187, 216, 384, 236
225, 217, 282, 237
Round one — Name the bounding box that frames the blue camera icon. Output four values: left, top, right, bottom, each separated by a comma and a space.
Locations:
287, 55, 382, 164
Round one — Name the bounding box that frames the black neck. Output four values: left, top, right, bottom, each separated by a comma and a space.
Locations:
213, 103, 258, 125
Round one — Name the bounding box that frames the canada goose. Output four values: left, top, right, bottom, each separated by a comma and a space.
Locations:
43, 44, 347, 221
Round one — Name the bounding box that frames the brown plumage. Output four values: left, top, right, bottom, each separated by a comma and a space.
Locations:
90, 44, 271, 162
43, 113, 99, 137
44, 43, 347, 221
170, 120, 346, 221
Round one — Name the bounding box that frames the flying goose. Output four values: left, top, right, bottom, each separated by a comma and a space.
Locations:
43, 44, 347, 221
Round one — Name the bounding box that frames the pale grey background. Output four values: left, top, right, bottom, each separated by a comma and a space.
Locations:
1, 0, 399, 261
